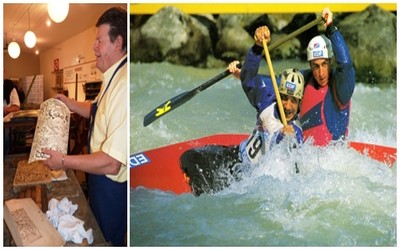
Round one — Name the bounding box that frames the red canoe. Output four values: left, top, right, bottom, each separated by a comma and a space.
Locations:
130, 134, 396, 195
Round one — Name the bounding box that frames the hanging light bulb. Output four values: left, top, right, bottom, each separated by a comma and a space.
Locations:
8, 41, 21, 59
24, 7, 37, 48
48, 2, 69, 23
24, 31, 37, 48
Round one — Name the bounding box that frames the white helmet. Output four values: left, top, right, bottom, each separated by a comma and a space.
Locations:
279, 68, 305, 100
306, 35, 333, 61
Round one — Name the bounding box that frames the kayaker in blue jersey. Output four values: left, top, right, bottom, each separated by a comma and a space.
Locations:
300, 7, 355, 146
227, 25, 305, 168
180, 26, 305, 196
181, 64, 304, 196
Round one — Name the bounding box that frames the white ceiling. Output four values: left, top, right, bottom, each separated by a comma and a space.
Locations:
3, 3, 127, 55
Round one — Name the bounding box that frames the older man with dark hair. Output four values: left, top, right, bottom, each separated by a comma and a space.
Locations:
43, 6, 128, 246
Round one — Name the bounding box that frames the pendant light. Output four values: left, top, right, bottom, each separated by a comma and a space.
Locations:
24, 31, 36, 48
24, 7, 37, 48
48, 2, 69, 23
8, 41, 21, 59
7, 31, 20, 59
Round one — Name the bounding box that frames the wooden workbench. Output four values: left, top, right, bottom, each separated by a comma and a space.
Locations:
3, 154, 110, 246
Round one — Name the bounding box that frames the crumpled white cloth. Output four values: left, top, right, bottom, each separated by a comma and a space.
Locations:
46, 197, 94, 245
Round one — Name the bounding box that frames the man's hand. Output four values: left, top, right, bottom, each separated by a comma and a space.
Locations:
42, 148, 63, 170
227, 60, 241, 80
281, 125, 295, 136
322, 7, 333, 29
254, 26, 271, 47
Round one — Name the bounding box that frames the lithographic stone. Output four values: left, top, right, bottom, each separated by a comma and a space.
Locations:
29, 98, 70, 164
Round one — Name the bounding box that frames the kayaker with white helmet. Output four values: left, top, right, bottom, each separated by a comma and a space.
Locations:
300, 7, 355, 146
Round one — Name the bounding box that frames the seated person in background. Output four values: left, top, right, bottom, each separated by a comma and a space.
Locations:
4, 79, 21, 154
4, 79, 20, 116
15, 81, 26, 104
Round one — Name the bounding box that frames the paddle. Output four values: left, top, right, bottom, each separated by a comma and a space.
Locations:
262, 39, 287, 126
143, 16, 325, 127
261, 14, 327, 125
143, 65, 240, 127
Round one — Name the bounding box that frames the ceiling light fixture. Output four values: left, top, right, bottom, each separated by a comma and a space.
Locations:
24, 7, 37, 48
8, 41, 21, 59
48, 2, 69, 23
24, 31, 36, 48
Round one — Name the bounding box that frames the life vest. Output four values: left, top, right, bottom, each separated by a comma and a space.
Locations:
300, 72, 351, 146
300, 83, 332, 146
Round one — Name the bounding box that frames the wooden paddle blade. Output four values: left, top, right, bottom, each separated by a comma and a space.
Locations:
349, 141, 397, 167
